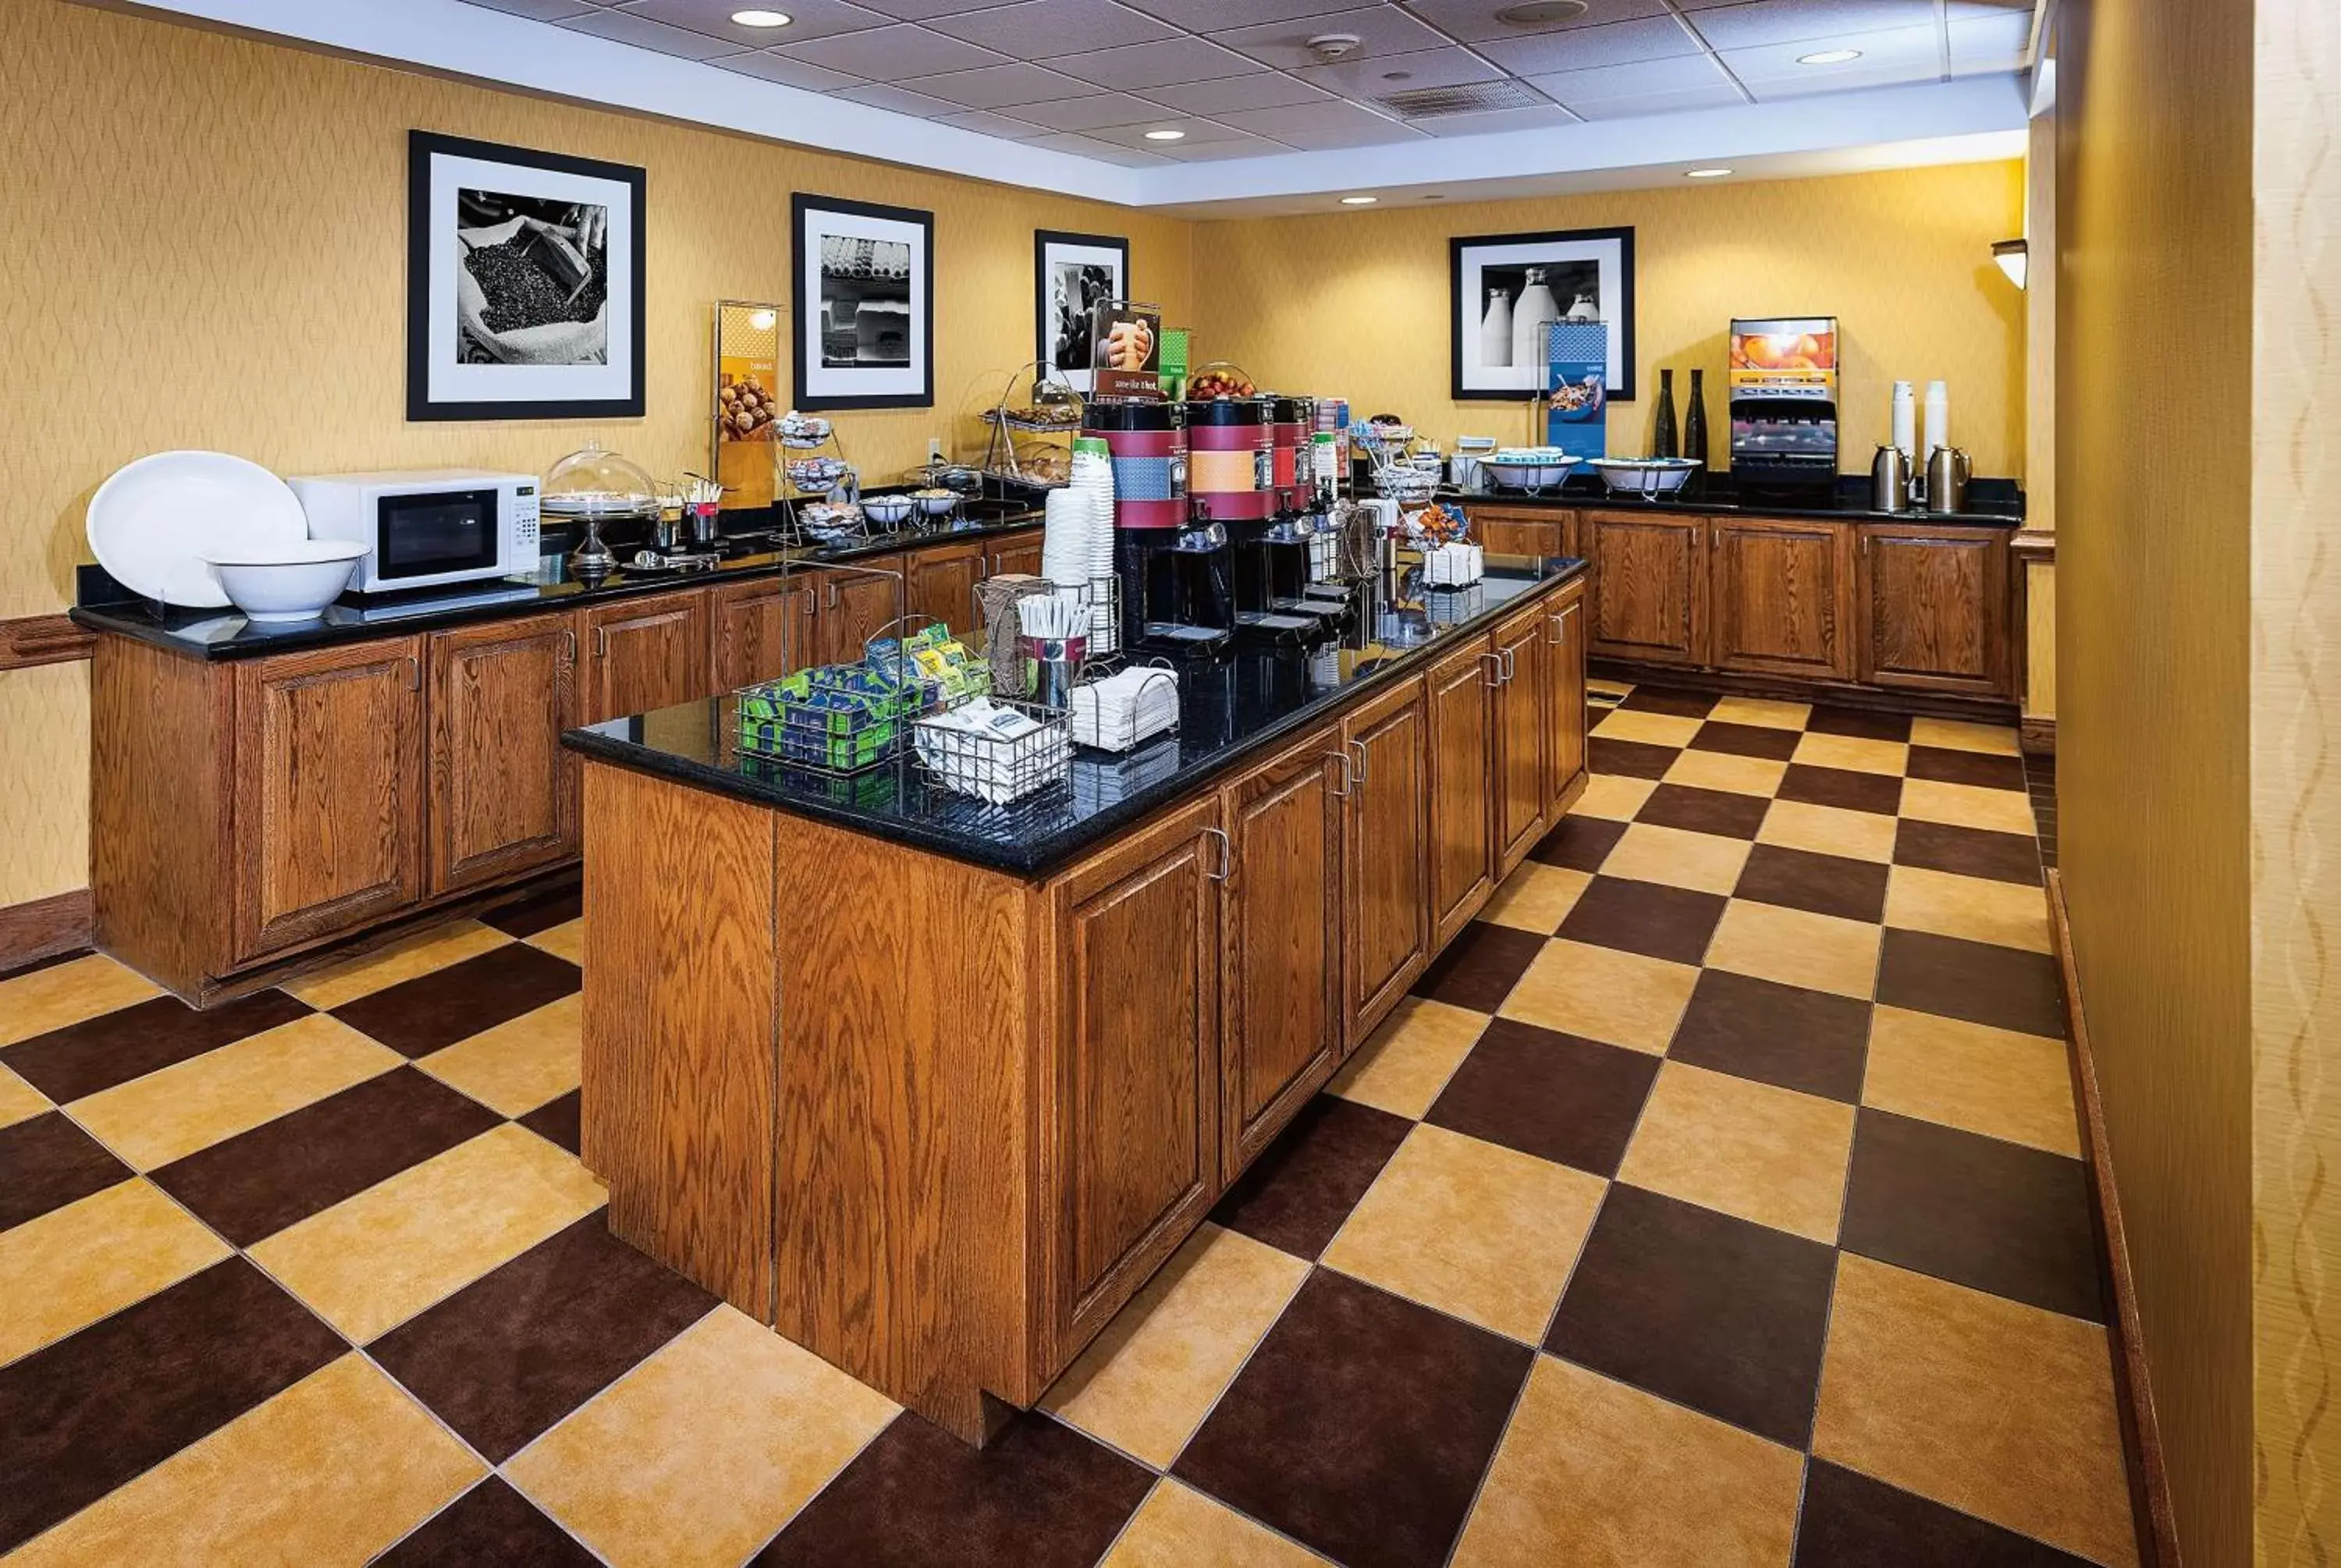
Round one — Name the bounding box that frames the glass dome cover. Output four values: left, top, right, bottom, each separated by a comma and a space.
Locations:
541, 438, 658, 519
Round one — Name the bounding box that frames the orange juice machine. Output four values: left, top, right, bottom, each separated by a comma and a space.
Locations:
1727, 317, 1839, 492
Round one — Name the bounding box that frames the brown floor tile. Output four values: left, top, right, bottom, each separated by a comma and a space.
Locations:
1906, 745, 2028, 791
1174, 1269, 1533, 1568
1499, 938, 1700, 1054
371, 1211, 717, 1462
0, 988, 312, 1104
756, 1410, 1150, 1568
1635, 782, 1771, 840
332, 944, 581, 1059
1588, 736, 1680, 779
1210, 1095, 1413, 1259
1547, 1183, 1836, 1446
1876, 930, 2066, 1038
378, 1479, 601, 1567
1668, 969, 1872, 1102
150, 1066, 502, 1247
1734, 843, 1891, 924
1794, 1459, 2101, 1567
0, 1111, 133, 1230
1426, 1016, 1660, 1176
1618, 1061, 1856, 1242
0, 1258, 345, 1555
1807, 705, 1912, 742
1778, 763, 1904, 816
1690, 719, 1803, 761
1530, 813, 1626, 872
1556, 876, 1726, 965
1412, 921, 1547, 1011
1619, 686, 1717, 718
1841, 1108, 2102, 1321
519, 1088, 584, 1156
1894, 818, 2043, 885
483, 882, 584, 939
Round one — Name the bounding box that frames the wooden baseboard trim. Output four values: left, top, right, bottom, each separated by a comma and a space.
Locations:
2022, 715, 2057, 756
0, 888, 95, 972
0, 612, 95, 672
2046, 869, 2182, 1568
1584, 658, 2020, 724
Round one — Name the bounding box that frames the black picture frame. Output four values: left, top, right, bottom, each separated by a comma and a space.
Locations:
406, 130, 647, 422
1449, 225, 1636, 403
792, 192, 936, 411
1034, 229, 1130, 396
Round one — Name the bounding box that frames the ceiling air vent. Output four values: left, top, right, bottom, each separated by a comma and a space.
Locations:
1373, 80, 1544, 119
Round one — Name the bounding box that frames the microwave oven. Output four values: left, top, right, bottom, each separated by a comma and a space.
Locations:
288, 469, 541, 594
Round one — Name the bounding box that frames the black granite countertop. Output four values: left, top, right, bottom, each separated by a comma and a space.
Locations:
562, 554, 1587, 878
1445, 472, 2025, 527
68, 505, 1046, 661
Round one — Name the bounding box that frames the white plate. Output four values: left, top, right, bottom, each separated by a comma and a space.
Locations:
87, 451, 308, 608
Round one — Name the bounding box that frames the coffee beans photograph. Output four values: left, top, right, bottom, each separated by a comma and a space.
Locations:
455, 186, 609, 366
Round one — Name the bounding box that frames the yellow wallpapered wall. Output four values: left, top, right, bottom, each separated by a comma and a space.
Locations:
1191, 160, 2027, 480
0, 0, 1194, 906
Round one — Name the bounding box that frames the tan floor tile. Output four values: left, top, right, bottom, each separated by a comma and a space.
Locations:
1329, 996, 1487, 1118
1325, 1123, 1604, 1341
1899, 778, 2039, 835
417, 994, 582, 1117
1593, 708, 1702, 747
1598, 822, 1752, 896
524, 917, 587, 965
1813, 1255, 2137, 1567
1587, 679, 1633, 700
0, 955, 160, 1048
1500, 939, 1699, 1055
1618, 1061, 1855, 1242
1885, 866, 2052, 953
510, 1305, 896, 1568
250, 1123, 604, 1343
1707, 695, 1812, 730
0, 1179, 229, 1364
1757, 799, 1899, 864
0, 1062, 49, 1128
1707, 899, 1881, 999
1453, 1353, 1803, 1568
1482, 863, 1592, 934
1911, 716, 2022, 755
1792, 732, 1909, 775
9, 1354, 481, 1568
1661, 748, 1787, 797
1864, 1006, 2079, 1155
282, 919, 512, 1009
1043, 1222, 1309, 1466
71, 1013, 400, 1169
1103, 1481, 1331, 1567
1574, 774, 1657, 821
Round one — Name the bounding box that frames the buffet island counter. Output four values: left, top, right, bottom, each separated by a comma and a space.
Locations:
561, 553, 1589, 1442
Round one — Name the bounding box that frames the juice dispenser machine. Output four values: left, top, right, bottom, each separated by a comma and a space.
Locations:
1727, 317, 1839, 495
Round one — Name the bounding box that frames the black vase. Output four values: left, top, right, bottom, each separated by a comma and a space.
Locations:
1683, 368, 1709, 466
1653, 368, 1679, 459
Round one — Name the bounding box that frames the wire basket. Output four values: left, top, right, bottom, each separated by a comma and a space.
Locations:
1068, 663, 1180, 753
736, 671, 913, 775
914, 698, 1071, 804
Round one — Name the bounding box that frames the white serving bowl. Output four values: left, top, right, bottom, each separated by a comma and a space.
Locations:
1588, 457, 1701, 497
1483, 450, 1575, 491
861, 494, 916, 527
201, 540, 367, 621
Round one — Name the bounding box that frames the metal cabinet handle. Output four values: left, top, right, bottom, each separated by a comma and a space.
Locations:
562, 628, 577, 663
1202, 825, 1231, 882
1481, 650, 1504, 688
826, 582, 840, 610
593, 626, 609, 659
1546, 611, 1566, 647
1501, 645, 1518, 683
406, 654, 421, 690
1348, 737, 1369, 785
1327, 749, 1355, 798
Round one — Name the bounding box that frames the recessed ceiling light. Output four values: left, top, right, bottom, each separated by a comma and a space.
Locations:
1382, 69, 1413, 81
730, 9, 791, 27
1494, 0, 1590, 24
1685, 167, 1733, 178
1796, 48, 1863, 65
1421, 193, 1446, 200
1341, 195, 1378, 205
1144, 127, 1186, 140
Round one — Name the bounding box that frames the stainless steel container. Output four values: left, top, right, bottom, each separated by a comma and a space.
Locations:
1924, 447, 1973, 514
1869, 445, 1911, 513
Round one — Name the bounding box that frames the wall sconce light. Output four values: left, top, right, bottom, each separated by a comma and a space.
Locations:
1992, 238, 2028, 289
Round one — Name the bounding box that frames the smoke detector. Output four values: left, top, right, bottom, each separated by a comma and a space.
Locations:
1305, 32, 1364, 62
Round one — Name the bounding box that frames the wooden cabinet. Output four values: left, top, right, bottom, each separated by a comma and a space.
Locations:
425, 615, 576, 898
579, 589, 714, 725
1217, 726, 1345, 1181
904, 541, 986, 640
813, 554, 906, 665
1543, 584, 1588, 815
1426, 635, 1497, 949
1491, 605, 1550, 877
1585, 509, 1707, 665
1050, 796, 1223, 1354
1708, 516, 1856, 679
1859, 523, 2010, 697
231, 640, 426, 965
1341, 676, 1430, 1049
1469, 506, 1569, 560
991, 527, 1044, 580
710, 576, 809, 690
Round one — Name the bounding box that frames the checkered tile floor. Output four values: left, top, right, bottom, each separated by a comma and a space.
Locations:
0, 679, 2133, 1567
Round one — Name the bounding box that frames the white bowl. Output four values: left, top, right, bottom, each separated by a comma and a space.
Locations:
1588, 457, 1701, 496
201, 540, 367, 621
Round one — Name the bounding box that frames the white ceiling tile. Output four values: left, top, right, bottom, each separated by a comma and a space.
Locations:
1217, 99, 1423, 149
776, 22, 1007, 75
1396, 0, 1672, 43
1142, 71, 1334, 115
852, 0, 1036, 16
1050, 37, 1263, 90
1121, 0, 1349, 28
1018, 131, 1175, 165
459, 0, 600, 22
1290, 44, 1503, 97
926, 0, 1178, 59
1209, 7, 1451, 70
1947, 10, 2031, 73
1413, 103, 1586, 136
1527, 51, 1734, 103
616, 0, 891, 45
930, 107, 1057, 136
833, 81, 968, 114
1083, 117, 1261, 149
1720, 20, 1939, 81
709, 50, 868, 89
895, 60, 1096, 105
1686, 0, 1951, 51
1155, 130, 1308, 160
1565, 82, 1750, 116
1474, 15, 1706, 73
1009, 91, 1182, 130
558, 8, 748, 58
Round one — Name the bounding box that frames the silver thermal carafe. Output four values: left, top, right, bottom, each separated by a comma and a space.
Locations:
1924, 447, 1973, 514
1869, 445, 1912, 512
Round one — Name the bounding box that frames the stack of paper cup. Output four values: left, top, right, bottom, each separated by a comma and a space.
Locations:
1070, 435, 1117, 652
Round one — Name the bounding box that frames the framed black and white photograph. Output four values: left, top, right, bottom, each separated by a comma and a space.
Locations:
793, 193, 933, 411
1036, 230, 1128, 396
1451, 225, 1636, 403
406, 130, 645, 422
